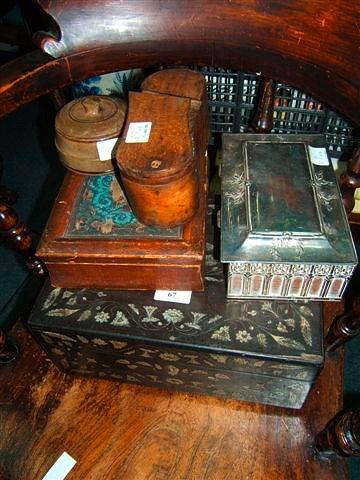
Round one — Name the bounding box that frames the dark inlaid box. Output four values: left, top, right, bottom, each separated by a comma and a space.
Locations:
36, 144, 207, 291
29, 216, 324, 409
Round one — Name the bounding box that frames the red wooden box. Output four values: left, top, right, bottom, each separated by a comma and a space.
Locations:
36, 152, 207, 291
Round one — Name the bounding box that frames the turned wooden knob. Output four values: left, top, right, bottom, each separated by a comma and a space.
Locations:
315, 411, 360, 457
0, 202, 18, 230
325, 297, 360, 352
80, 96, 103, 117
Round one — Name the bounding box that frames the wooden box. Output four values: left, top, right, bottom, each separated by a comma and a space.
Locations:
117, 91, 199, 227
55, 95, 126, 175
140, 68, 209, 165
117, 69, 209, 228
36, 146, 207, 290
29, 211, 324, 409
221, 133, 357, 300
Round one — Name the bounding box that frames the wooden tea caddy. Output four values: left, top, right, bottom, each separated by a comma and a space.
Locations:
55, 95, 127, 175
117, 69, 209, 228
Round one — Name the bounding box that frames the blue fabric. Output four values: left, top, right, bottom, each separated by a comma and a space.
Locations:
66, 173, 181, 238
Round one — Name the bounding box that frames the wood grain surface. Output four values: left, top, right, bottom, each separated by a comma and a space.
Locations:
0, 302, 348, 480
0, 1, 358, 124
36, 143, 207, 290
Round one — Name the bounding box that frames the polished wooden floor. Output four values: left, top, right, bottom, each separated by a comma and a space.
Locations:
0, 303, 347, 480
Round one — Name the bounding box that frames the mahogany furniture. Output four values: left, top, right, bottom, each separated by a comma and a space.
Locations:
325, 298, 360, 353
0, 0, 359, 478
0, 0, 356, 124
316, 411, 360, 458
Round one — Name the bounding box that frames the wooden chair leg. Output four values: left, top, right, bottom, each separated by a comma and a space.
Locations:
0, 200, 46, 276
0, 329, 18, 364
315, 411, 360, 457
325, 297, 360, 352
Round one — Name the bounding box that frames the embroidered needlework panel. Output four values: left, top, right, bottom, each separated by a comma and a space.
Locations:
65, 174, 182, 238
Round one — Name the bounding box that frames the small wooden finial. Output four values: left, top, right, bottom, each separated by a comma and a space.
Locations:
325, 297, 360, 352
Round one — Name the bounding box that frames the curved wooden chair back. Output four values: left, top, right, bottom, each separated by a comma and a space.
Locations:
0, 0, 358, 124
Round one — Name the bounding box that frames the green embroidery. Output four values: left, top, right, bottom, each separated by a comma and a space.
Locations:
66, 174, 182, 238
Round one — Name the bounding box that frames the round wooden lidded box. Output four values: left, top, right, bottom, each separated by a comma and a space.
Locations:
55, 95, 127, 175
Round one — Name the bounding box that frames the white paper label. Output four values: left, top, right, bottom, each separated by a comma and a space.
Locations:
42, 452, 76, 480
308, 146, 330, 166
154, 290, 192, 304
96, 137, 118, 161
125, 122, 152, 143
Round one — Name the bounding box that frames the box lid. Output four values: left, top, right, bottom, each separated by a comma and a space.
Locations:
29, 236, 323, 369
117, 91, 193, 183
36, 171, 207, 263
56, 95, 126, 141
141, 69, 206, 104
220, 134, 357, 265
